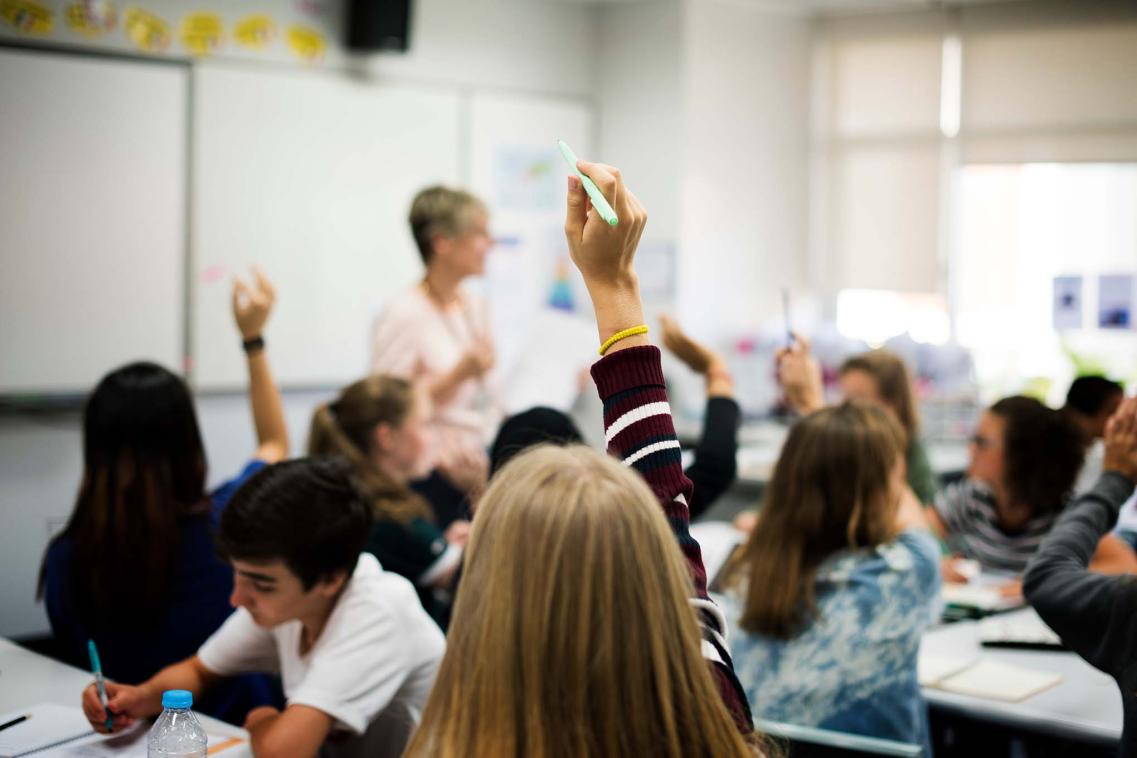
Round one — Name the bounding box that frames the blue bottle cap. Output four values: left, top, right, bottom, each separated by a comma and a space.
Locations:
161, 690, 193, 710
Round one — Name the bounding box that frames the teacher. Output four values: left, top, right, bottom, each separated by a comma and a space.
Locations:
371, 186, 498, 517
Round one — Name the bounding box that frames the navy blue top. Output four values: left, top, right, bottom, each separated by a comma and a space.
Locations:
43, 460, 266, 685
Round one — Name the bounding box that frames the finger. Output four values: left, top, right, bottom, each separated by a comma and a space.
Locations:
564, 174, 588, 244
575, 159, 620, 214
254, 267, 275, 300
791, 332, 811, 352
232, 278, 250, 311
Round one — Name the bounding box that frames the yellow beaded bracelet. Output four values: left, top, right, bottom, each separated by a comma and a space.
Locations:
598, 325, 649, 356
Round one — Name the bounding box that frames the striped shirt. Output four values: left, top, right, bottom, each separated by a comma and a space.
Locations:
591, 345, 754, 735
933, 479, 1057, 573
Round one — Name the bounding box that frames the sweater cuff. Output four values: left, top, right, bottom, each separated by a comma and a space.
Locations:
1094, 470, 1137, 513
591, 345, 665, 401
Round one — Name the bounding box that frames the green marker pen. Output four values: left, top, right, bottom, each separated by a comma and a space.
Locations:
557, 140, 618, 226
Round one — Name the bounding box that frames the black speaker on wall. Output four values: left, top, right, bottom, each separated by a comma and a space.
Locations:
346, 0, 413, 52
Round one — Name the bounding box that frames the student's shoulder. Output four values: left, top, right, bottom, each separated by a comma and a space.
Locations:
890, 529, 942, 593
345, 554, 436, 619
378, 287, 430, 321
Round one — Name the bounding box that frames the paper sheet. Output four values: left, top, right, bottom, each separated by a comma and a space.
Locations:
917, 654, 978, 687
0, 703, 93, 758
936, 659, 1063, 702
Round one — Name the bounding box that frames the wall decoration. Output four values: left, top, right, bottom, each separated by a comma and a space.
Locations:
123, 6, 169, 52
0, 0, 54, 35
234, 13, 275, 50
1052, 275, 1083, 330
285, 24, 325, 62
1098, 274, 1134, 329
65, 1, 116, 36
179, 11, 223, 57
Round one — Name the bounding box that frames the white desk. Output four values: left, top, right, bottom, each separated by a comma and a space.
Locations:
0, 638, 249, 756
921, 611, 1122, 746
690, 527, 1123, 746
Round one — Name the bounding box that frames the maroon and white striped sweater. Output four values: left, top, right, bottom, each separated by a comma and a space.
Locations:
591, 344, 754, 735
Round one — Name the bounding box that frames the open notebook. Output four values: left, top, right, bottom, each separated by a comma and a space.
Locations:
0, 705, 242, 758
919, 655, 1063, 702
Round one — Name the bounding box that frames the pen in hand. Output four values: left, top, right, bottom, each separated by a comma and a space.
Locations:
87, 640, 114, 732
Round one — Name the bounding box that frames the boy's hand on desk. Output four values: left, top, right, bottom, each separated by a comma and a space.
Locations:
82, 680, 147, 733
244, 706, 281, 731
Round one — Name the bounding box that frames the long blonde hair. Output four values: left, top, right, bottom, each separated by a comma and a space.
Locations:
840, 350, 920, 445
405, 445, 758, 758
726, 402, 903, 639
307, 375, 431, 523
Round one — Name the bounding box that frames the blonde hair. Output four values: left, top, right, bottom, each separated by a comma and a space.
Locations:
405, 445, 758, 758
307, 375, 431, 523
408, 185, 486, 264
726, 402, 904, 639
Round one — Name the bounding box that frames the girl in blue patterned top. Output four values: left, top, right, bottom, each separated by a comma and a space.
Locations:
717, 402, 941, 748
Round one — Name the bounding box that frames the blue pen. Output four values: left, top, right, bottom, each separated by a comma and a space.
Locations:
87, 640, 114, 732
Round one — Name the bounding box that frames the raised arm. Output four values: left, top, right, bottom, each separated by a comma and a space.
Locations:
1024, 397, 1137, 676
564, 162, 754, 734
660, 314, 740, 518
232, 270, 288, 463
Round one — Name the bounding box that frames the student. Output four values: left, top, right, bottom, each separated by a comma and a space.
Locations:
779, 341, 938, 504
308, 375, 470, 623
371, 186, 498, 524
1061, 375, 1124, 493
660, 314, 741, 518
80, 458, 445, 758
931, 395, 1137, 585
717, 402, 940, 747
40, 271, 287, 719
1024, 396, 1137, 758
404, 163, 760, 757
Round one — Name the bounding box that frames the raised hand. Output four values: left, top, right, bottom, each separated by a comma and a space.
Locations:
563, 161, 648, 348
232, 268, 276, 341
776, 334, 824, 415
1103, 396, 1137, 482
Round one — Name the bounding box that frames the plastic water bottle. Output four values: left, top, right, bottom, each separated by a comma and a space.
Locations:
147, 690, 206, 758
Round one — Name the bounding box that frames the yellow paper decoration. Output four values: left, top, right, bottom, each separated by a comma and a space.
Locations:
123, 7, 170, 52
65, 1, 117, 37
234, 13, 275, 50
179, 11, 223, 57
286, 25, 325, 63
0, 0, 54, 35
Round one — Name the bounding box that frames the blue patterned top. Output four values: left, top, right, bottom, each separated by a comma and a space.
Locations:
716, 529, 941, 747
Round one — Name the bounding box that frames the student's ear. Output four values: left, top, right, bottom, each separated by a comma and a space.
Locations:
315, 570, 349, 599
430, 232, 452, 260
373, 423, 395, 454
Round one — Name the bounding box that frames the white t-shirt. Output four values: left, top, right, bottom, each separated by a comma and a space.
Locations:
198, 554, 445, 743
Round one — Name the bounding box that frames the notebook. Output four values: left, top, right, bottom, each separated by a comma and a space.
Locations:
0, 704, 94, 758
919, 655, 1063, 702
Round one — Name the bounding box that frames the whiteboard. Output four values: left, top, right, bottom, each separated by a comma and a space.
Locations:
192, 64, 462, 389
467, 92, 595, 383
0, 48, 186, 394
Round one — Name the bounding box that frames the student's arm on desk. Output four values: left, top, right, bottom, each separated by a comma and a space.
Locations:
81, 655, 221, 733
243, 705, 333, 758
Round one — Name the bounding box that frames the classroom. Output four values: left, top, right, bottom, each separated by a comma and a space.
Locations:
2, 0, 1137, 756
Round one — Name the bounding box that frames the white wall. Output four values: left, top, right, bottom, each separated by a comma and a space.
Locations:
0, 0, 597, 639
677, 1, 812, 337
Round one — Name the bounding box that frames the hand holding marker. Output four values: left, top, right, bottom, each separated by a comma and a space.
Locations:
88, 639, 114, 732
557, 140, 618, 226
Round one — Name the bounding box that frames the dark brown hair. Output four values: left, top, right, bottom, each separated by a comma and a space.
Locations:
840, 350, 920, 444
727, 402, 904, 639
308, 375, 431, 523
990, 395, 1084, 517
38, 362, 208, 625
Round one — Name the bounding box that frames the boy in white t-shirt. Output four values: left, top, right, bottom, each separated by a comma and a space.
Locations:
81, 458, 446, 758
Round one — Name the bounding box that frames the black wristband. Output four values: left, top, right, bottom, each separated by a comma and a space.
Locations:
242, 336, 265, 354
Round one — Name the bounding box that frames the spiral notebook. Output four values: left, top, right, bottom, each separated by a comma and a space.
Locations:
0, 703, 94, 758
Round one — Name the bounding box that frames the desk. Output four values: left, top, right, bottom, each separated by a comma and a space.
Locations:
921, 610, 1121, 746
0, 638, 249, 756
690, 527, 1123, 747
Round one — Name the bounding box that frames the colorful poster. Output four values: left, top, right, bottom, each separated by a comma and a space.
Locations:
286, 25, 325, 62
492, 147, 560, 211
123, 7, 169, 52
179, 11, 223, 57
1098, 274, 1135, 329
1052, 275, 1083, 330
234, 13, 275, 50
0, 0, 54, 34
65, 1, 116, 36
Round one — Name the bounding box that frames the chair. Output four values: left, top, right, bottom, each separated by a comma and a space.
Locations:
756, 719, 924, 758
